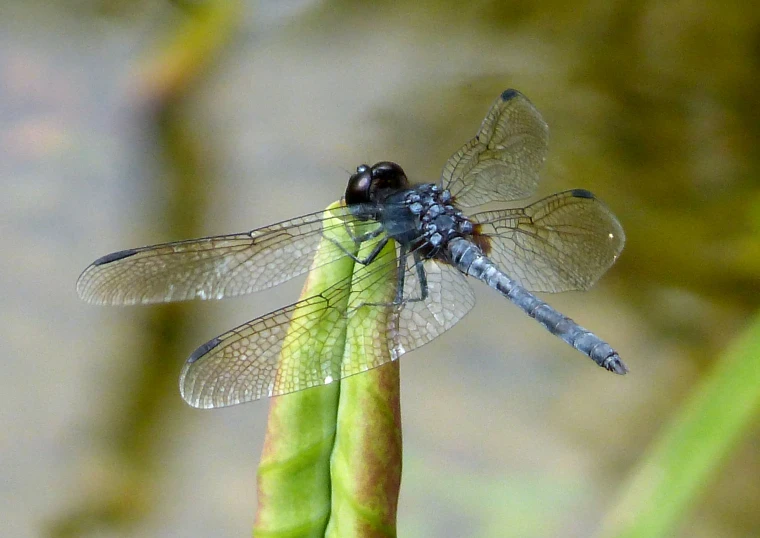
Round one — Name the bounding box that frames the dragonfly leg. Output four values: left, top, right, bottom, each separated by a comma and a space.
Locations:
392, 245, 408, 304
355, 237, 390, 265
326, 230, 388, 265
339, 217, 385, 245
398, 251, 429, 304
353, 226, 386, 243
357, 248, 429, 310
353, 244, 410, 310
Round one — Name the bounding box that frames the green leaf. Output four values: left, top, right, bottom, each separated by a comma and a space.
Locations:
327, 237, 402, 538
597, 311, 760, 538
254, 202, 401, 537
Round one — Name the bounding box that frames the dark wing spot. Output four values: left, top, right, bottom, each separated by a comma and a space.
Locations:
500, 89, 520, 101
188, 337, 222, 363
93, 248, 138, 266
570, 189, 595, 199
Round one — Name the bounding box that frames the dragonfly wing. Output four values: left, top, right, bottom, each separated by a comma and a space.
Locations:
179, 239, 400, 407
441, 89, 549, 207
179, 241, 476, 407
387, 255, 476, 358
180, 288, 352, 407
76, 206, 376, 305
469, 189, 625, 292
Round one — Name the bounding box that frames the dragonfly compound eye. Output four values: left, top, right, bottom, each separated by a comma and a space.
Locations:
345, 164, 374, 206
370, 161, 409, 190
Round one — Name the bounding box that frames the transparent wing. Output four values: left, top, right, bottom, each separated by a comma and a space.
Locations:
387, 254, 476, 358
179, 244, 475, 408
76, 206, 383, 305
469, 189, 625, 292
441, 89, 549, 207
179, 242, 398, 408
179, 286, 358, 408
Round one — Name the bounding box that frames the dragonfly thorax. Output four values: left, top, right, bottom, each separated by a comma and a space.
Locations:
403, 183, 474, 251
344, 161, 473, 252
373, 181, 475, 256
345, 160, 476, 254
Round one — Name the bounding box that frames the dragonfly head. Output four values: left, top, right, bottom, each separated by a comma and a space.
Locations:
345, 162, 409, 219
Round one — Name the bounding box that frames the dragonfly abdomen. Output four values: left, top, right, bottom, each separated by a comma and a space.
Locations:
496, 280, 628, 374
446, 238, 628, 375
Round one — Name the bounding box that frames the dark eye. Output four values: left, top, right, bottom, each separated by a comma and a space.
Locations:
371, 162, 408, 189
345, 165, 373, 206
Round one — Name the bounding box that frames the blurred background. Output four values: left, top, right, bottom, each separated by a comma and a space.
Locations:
2, 1, 759, 537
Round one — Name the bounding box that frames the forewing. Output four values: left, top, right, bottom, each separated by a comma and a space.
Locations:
76, 207, 373, 305
470, 189, 625, 292
441, 89, 549, 207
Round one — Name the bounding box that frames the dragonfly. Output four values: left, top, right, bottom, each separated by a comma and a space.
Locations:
77, 89, 626, 409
